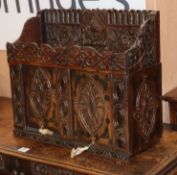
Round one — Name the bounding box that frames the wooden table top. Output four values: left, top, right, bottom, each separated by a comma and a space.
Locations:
162, 87, 177, 102
0, 97, 177, 175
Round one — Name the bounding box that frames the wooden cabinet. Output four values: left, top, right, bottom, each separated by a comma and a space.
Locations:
7, 9, 162, 160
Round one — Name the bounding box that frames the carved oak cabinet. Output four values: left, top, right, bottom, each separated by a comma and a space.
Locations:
7, 9, 162, 160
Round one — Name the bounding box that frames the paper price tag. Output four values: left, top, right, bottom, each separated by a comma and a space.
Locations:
17, 147, 30, 153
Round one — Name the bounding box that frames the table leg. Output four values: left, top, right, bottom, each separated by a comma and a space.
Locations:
169, 102, 177, 124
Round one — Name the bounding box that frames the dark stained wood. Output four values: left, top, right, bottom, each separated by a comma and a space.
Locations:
162, 87, 177, 125
0, 98, 177, 175
6, 9, 162, 160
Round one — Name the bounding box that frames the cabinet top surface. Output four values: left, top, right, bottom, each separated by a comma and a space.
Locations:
0, 97, 177, 175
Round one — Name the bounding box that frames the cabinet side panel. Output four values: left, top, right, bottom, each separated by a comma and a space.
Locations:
128, 64, 162, 154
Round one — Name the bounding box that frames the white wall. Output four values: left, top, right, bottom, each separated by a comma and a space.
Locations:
147, 0, 177, 123
0, 51, 11, 97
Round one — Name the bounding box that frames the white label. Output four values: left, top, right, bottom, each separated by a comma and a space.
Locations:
17, 147, 30, 153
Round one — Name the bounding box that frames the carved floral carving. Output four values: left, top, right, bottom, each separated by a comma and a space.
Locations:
45, 25, 81, 48
112, 78, 127, 149
29, 68, 52, 118
10, 65, 25, 127
108, 27, 138, 53
134, 79, 158, 139
77, 77, 105, 137
81, 10, 107, 46
26, 67, 71, 136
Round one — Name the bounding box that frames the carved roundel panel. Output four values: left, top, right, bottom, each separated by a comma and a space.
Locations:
76, 77, 105, 137
134, 81, 158, 139
29, 68, 52, 118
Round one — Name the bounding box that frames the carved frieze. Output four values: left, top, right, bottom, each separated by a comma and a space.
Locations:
7, 43, 125, 71
31, 162, 83, 175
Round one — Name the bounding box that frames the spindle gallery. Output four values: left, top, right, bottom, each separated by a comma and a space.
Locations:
0, 0, 129, 13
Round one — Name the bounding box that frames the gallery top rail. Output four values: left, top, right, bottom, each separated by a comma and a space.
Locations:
38, 9, 156, 26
